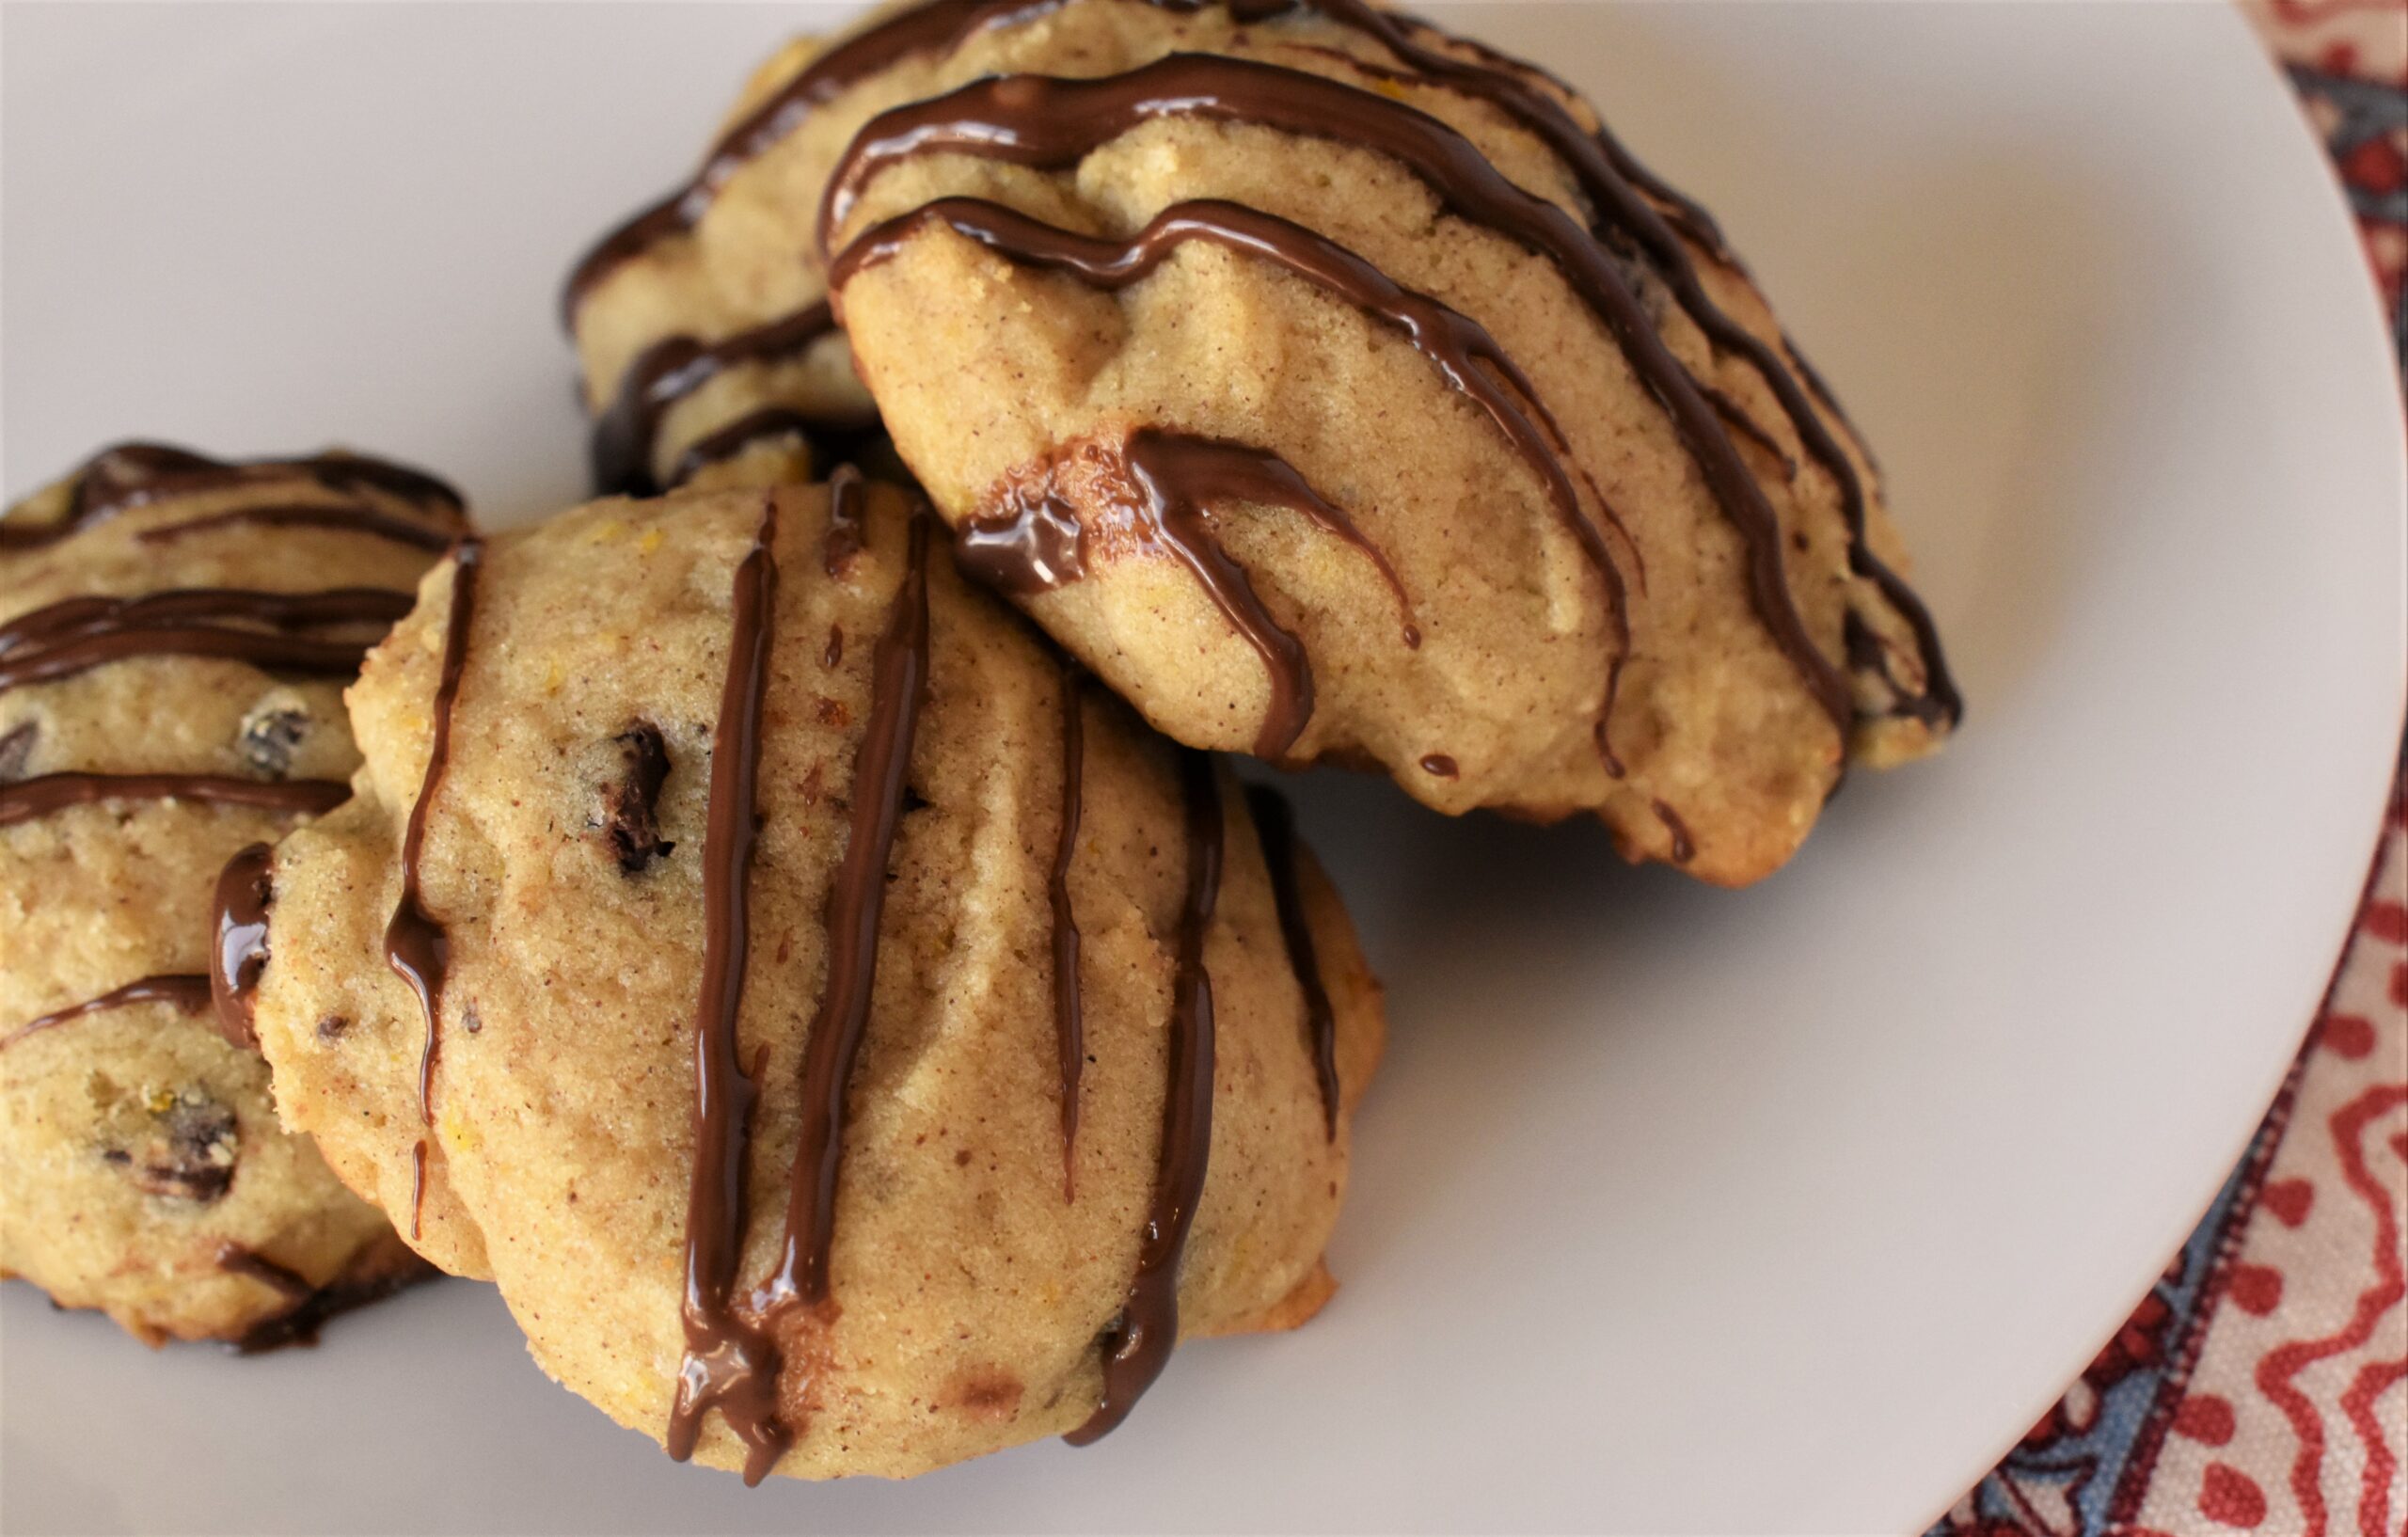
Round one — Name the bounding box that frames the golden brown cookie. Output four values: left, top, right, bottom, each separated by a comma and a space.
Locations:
1, 442, 457, 1345
237, 477, 1384, 1481
564, 0, 1959, 886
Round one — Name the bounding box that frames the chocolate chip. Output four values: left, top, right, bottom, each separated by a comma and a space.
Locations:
594, 722, 674, 873
237, 705, 311, 780
315, 1014, 351, 1041
120, 1095, 239, 1203
0, 720, 35, 782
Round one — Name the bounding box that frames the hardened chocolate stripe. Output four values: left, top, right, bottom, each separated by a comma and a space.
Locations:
666, 497, 791, 1485
1064, 747, 1220, 1445
0, 772, 346, 830
1051, 661, 1087, 1196
5, 441, 459, 550
0, 588, 410, 693
2, 974, 214, 1052
591, 302, 840, 496
382, 540, 483, 1242
1243, 784, 1338, 1137
757, 506, 935, 1316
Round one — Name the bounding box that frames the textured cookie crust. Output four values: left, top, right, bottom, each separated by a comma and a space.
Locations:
247, 481, 1384, 1481
568, 0, 1958, 886
1, 444, 455, 1344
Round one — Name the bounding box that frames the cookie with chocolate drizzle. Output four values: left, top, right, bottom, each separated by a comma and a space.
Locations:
0, 442, 449, 1345
240, 477, 1383, 1481
563, 0, 1958, 885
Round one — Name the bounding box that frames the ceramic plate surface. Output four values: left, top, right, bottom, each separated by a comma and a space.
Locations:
3, 3, 2401, 1532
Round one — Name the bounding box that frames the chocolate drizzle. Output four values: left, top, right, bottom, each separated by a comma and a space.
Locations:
758, 508, 933, 1317
133, 501, 459, 552
668, 407, 881, 493
1065, 748, 1220, 1445
1, 974, 214, 1052
559, 0, 1023, 323
1243, 785, 1338, 1136
1132, 428, 1412, 757
382, 539, 483, 1241
667, 494, 938, 1478
667, 497, 790, 1484
1050, 662, 1086, 1196
956, 485, 1087, 595
0, 771, 346, 830
4, 441, 461, 551
216, 1242, 437, 1355
591, 303, 844, 497
0, 588, 412, 694
209, 844, 277, 1051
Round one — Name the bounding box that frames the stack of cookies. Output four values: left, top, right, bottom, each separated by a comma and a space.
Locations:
0, 0, 1956, 1485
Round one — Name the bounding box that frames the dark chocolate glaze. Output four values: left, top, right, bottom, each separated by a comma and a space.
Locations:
6, 441, 460, 551
1649, 798, 1696, 864
667, 497, 791, 1485
955, 484, 1086, 595
559, 0, 1025, 323
1128, 428, 1389, 758
218, 1243, 437, 1355
1243, 784, 1338, 1137
0, 587, 412, 694
382, 539, 483, 1237
591, 303, 841, 497
667, 407, 884, 493
819, 57, 1854, 731
2, 974, 214, 1053
209, 844, 277, 1052
1064, 747, 1219, 1445
759, 508, 934, 1318
0, 771, 346, 830
1051, 662, 1086, 1196
134, 501, 459, 552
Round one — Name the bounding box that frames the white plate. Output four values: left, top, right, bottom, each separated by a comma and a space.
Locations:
3, 3, 2400, 1532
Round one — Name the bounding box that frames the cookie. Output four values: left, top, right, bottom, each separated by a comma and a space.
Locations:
1, 441, 459, 1345
564, 0, 1958, 886
236, 475, 1385, 1480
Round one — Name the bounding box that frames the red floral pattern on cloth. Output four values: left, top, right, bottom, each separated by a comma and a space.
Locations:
1937, 9, 2406, 1530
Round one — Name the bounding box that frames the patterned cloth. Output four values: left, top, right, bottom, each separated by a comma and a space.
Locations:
1936, 7, 2407, 1532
